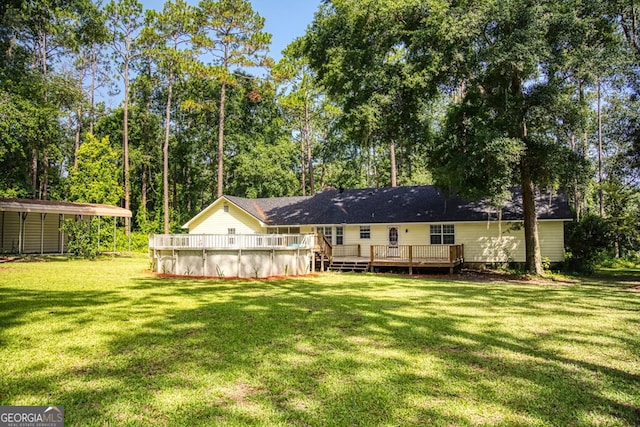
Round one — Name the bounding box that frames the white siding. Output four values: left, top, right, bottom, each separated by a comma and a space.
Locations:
456, 222, 523, 263
1, 211, 20, 253
335, 221, 566, 263
22, 213, 42, 253
538, 221, 566, 262
453, 221, 566, 263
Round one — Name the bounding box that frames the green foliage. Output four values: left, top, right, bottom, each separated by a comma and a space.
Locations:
227, 137, 299, 198
565, 214, 614, 273
68, 133, 123, 205
61, 218, 99, 259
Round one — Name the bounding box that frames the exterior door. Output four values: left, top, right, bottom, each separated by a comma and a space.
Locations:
387, 226, 399, 257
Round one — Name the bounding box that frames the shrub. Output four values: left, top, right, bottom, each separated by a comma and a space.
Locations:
61, 218, 99, 260
564, 214, 614, 273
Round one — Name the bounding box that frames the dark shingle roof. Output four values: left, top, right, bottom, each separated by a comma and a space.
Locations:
225, 185, 572, 226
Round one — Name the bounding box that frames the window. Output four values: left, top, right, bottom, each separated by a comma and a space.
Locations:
430, 224, 455, 245
223, 205, 229, 213
335, 227, 344, 245
274, 226, 300, 234
360, 226, 371, 239
228, 228, 236, 245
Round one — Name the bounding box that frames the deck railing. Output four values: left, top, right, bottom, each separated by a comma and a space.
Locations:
314, 233, 333, 259
370, 244, 464, 263
333, 244, 361, 257
149, 234, 314, 250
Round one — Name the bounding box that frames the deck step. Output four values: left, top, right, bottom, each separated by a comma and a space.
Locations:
328, 261, 370, 272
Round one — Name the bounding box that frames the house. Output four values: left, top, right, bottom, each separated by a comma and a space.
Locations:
0, 198, 132, 254
149, 185, 572, 277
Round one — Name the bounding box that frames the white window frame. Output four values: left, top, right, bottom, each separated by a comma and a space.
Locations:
430, 224, 455, 245
335, 226, 344, 246
359, 226, 371, 240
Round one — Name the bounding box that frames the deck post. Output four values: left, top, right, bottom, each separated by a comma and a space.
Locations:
369, 245, 374, 272
311, 247, 315, 273
408, 245, 413, 275
202, 248, 206, 277
357, 244, 361, 257
18, 212, 24, 254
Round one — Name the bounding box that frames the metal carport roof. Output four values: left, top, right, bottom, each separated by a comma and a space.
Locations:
0, 198, 132, 218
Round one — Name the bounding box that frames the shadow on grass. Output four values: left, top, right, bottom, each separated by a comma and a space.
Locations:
3, 274, 640, 425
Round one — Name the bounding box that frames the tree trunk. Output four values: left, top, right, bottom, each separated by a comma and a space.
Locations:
300, 125, 306, 196
31, 148, 38, 199
305, 99, 315, 194
597, 79, 604, 217
42, 150, 48, 200
90, 45, 97, 134
141, 163, 148, 223
570, 134, 581, 221
163, 71, 173, 234
123, 56, 130, 235
390, 140, 397, 187
217, 82, 226, 198
521, 164, 542, 274
74, 104, 81, 169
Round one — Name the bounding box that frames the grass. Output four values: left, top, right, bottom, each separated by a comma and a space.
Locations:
0, 255, 639, 426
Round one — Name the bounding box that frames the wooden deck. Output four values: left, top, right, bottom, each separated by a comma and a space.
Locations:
314, 237, 464, 274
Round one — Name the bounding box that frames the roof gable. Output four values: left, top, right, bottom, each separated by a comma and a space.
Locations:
182, 196, 266, 229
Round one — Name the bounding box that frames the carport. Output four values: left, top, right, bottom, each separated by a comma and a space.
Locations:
0, 198, 132, 254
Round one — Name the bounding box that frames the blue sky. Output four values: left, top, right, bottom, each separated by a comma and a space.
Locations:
140, 0, 321, 60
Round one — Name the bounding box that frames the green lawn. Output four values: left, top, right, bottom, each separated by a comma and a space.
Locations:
1, 256, 639, 426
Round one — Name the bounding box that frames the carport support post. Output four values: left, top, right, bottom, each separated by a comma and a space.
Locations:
60, 214, 64, 254
113, 217, 117, 252
40, 213, 45, 255
97, 216, 101, 253
18, 212, 25, 254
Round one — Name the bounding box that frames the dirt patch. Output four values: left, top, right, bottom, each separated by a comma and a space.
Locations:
152, 272, 318, 281
403, 269, 580, 286
0, 256, 46, 263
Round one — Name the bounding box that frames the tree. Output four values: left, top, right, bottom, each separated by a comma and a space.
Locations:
194, 0, 272, 198
2, 0, 96, 200
143, 0, 197, 234
305, 1, 432, 189
275, 38, 331, 195
68, 133, 123, 205
105, 0, 144, 231
305, 0, 617, 274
